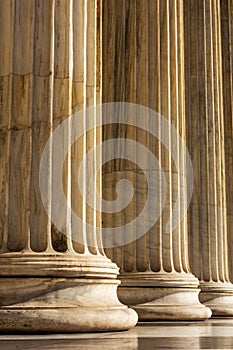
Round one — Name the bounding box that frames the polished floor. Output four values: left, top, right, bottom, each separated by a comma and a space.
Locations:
1, 319, 233, 349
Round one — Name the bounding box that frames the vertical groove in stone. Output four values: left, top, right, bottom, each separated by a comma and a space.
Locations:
148, 0, 161, 273
8, 0, 35, 251
135, 0, 149, 272
178, 0, 190, 274
215, 0, 227, 284
51, 0, 72, 253
30, 0, 54, 252
170, 0, 182, 273
112, 0, 126, 269
96, 0, 104, 255
222, 0, 233, 281
84, 0, 99, 255
71, 0, 85, 254
184, 0, 200, 278
123, 0, 137, 273
0, 0, 14, 251
102, 0, 115, 262
159, 0, 173, 273
185, 0, 230, 284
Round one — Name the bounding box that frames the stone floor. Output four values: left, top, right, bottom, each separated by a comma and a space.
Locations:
1, 319, 233, 349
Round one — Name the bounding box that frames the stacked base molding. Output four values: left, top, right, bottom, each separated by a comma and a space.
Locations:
0, 255, 137, 332
118, 273, 211, 321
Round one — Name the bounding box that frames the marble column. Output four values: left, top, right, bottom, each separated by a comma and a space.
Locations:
0, 0, 137, 332
102, 0, 211, 320
184, 0, 233, 315
221, 0, 233, 282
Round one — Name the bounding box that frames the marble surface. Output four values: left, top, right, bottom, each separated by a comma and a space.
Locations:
1, 319, 233, 349
101, 0, 212, 321
184, 0, 233, 316
0, 0, 137, 332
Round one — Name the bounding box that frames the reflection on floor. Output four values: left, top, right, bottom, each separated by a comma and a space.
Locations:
1, 319, 233, 349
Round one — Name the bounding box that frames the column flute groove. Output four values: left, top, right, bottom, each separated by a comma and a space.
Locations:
221, 0, 233, 283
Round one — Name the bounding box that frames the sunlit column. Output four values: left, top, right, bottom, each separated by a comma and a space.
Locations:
0, 0, 137, 332
102, 0, 211, 320
184, 0, 233, 315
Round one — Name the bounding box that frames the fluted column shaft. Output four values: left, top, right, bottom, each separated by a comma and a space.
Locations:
0, 0, 137, 332
102, 0, 211, 320
185, 0, 233, 315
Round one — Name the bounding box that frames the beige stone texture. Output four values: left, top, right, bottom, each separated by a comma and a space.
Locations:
0, 0, 137, 332
102, 0, 211, 320
184, 0, 233, 315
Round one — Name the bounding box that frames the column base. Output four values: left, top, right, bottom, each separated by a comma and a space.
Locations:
0, 277, 138, 333
200, 281, 233, 316
117, 272, 212, 320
